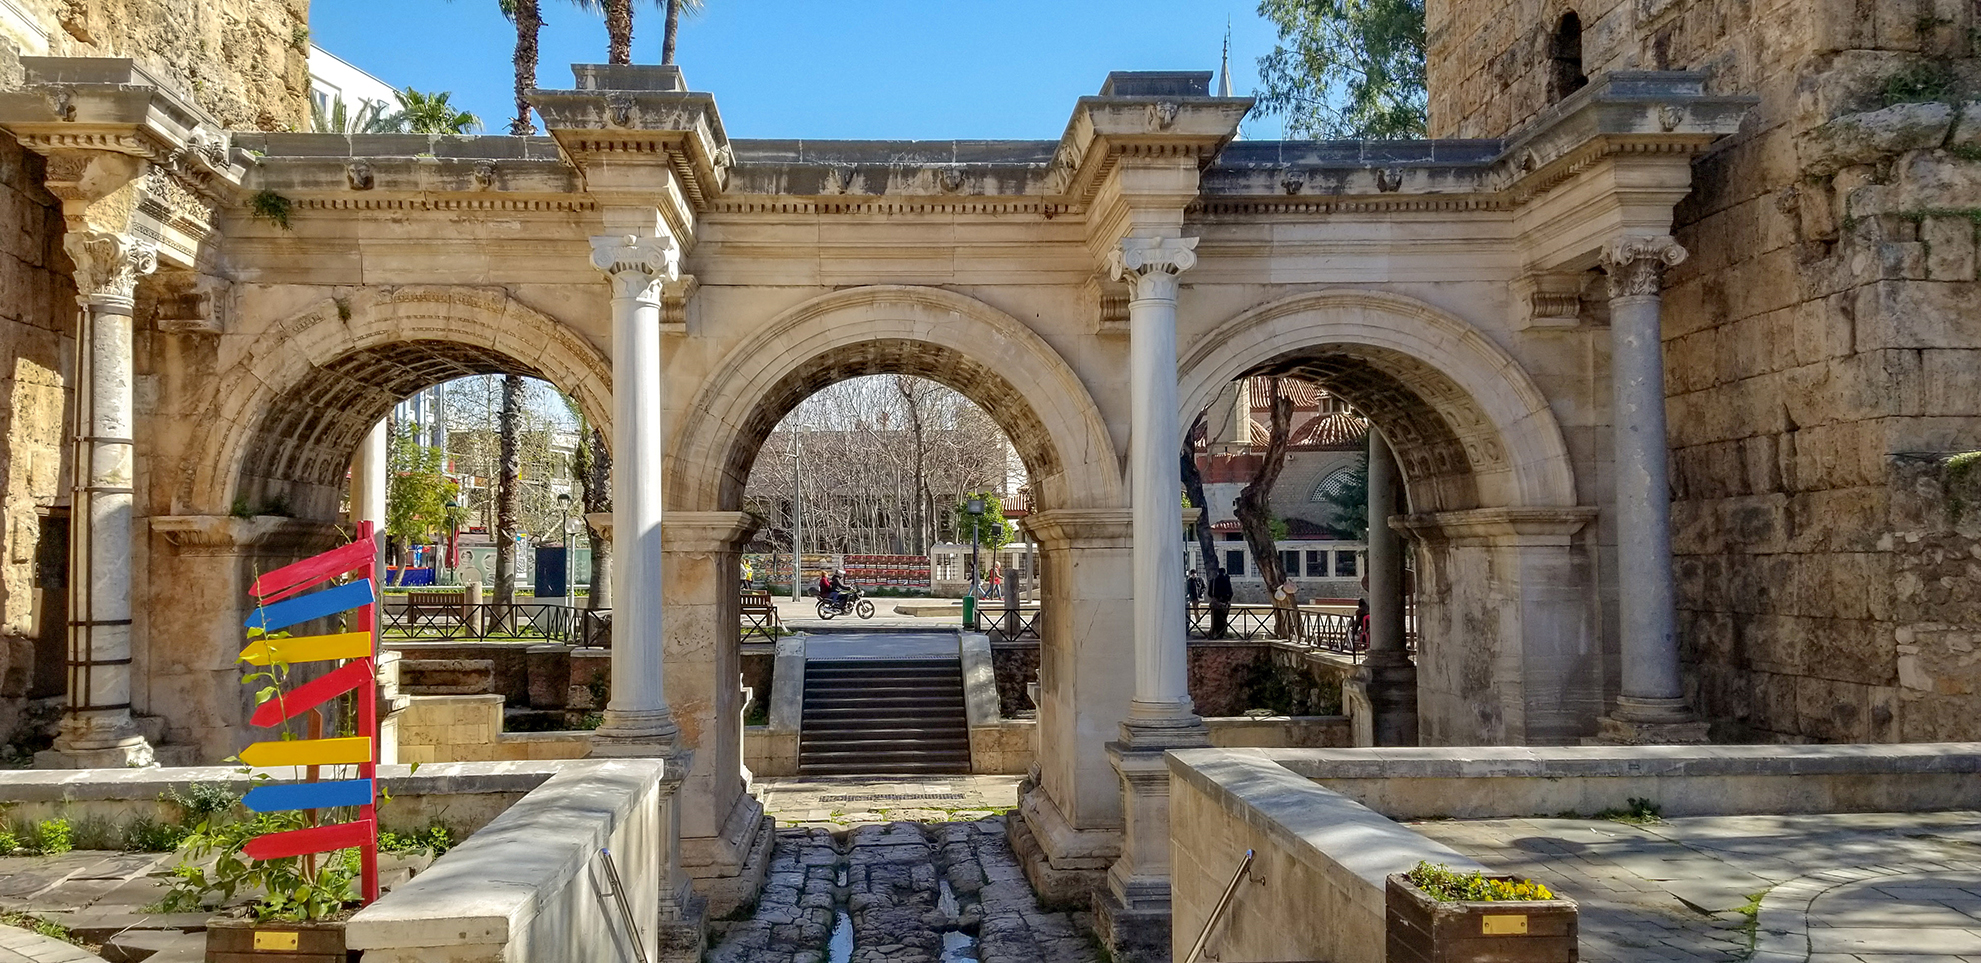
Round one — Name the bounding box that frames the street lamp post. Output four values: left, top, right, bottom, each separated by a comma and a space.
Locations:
556, 493, 574, 616
790, 427, 804, 603
965, 496, 985, 630
443, 499, 460, 582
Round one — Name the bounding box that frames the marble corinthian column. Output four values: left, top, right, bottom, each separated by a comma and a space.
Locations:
41, 231, 158, 768
1110, 235, 1207, 742
1598, 234, 1708, 744
589, 230, 682, 750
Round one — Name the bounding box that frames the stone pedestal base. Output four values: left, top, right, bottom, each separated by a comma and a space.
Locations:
1347, 660, 1420, 747
1011, 783, 1119, 908
1594, 714, 1710, 745
656, 892, 707, 963
1595, 696, 1710, 744
1093, 885, 1172, 963
36, 732, 155, 769
686, 803, 775, 920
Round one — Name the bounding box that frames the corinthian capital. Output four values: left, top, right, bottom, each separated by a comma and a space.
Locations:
589, 232, 681, 302
63, 231, 157, 310
1602, 235, 1688, 300
1109, 235, 1199, 301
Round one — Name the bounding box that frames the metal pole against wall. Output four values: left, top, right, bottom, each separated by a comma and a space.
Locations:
790, 428, 803, 603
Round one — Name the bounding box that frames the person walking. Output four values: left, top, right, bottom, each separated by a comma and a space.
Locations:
1186, 568, 1205, 615
1209, 565, 1233, 640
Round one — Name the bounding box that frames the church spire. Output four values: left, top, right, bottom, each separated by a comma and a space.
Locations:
1218, 20, 1234, 98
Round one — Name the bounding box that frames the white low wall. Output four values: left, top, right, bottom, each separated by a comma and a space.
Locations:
348, 759, 668, 963
1273, 743, 1981, 818
0, 761, 562, 836
1166, 748, 1483, 963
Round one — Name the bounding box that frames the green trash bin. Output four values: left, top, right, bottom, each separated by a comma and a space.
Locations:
963, 595, 976, 630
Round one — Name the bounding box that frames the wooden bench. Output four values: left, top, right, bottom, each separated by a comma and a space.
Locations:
404, 590, 468, 624
740, 591, 780, 637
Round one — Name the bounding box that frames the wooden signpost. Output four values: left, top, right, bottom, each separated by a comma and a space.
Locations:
238, 521, 383, 905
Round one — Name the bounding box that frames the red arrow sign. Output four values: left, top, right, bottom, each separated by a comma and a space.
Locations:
242, 820, 373, 860
251, 538, 377, 603
250, 661, 373, 728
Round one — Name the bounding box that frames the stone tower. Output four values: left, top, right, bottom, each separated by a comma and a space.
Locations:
1429, 0, 1981, 742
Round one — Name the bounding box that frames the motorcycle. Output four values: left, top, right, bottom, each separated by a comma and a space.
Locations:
816, 586, 877, 620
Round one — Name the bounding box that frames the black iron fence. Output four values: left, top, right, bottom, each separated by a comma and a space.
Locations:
383, 601, 610, 646
983, 606, 1042, 643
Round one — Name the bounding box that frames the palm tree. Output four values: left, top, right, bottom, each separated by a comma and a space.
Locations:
499, 0, 544, 134
494, 374, 525, 607
603, 0, 633, 64
660, 0, 703, 65
390, 88, 483, 135
310, 94, 402, 134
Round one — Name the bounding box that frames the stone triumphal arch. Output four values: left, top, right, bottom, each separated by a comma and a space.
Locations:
0, 59, 1753, 939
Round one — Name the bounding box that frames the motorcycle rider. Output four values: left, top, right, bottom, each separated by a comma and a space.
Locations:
827, 569, 851, 610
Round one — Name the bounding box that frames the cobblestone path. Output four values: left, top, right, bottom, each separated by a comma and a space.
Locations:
708, 818, 1098, 963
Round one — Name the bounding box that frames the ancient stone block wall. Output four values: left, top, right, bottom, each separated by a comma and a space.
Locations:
0, 118, 73, 746
0, 0, 309, 745
1427, 0, 1981, 741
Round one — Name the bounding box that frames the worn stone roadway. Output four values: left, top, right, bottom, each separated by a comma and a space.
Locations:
1415, 811, 1981, 963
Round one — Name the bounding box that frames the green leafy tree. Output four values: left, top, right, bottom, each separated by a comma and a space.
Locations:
952, 492, 1013, 579
1255, 0, 1427, 139
387, 422, 463, 569
309, 95, 401, 134
1319, 450, 1371, 540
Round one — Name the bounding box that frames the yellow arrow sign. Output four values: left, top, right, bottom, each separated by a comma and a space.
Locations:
237, 631, 372, 667
238, 736, 373, 769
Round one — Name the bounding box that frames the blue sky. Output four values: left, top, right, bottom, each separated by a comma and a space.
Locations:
310, 0, 1290, 141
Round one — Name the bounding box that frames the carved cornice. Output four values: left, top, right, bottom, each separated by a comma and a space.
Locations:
1393, 507, 1599, 545
63, 231, 155, 309
1602, 235, 1687, 299
1023, 508, 1134, 550
151, 515, 348, 557
660, 511, 759, 553
1109, 235, 1198, 301
288, 197, 600, 214
589, 232, 680, 301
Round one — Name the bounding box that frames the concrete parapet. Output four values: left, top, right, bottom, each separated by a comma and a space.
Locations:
1264, 743, 1981, 819
348, 758, 693, 962
1165, 748, 1486, 963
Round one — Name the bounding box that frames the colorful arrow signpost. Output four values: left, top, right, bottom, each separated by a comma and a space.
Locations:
239, 521, 382, 904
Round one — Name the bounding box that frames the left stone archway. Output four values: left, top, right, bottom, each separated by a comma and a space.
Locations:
150, 286, 610, 762
180, 285, 612, 520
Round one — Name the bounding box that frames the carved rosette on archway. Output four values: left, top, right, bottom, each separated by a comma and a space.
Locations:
1602, 234, 1688, 300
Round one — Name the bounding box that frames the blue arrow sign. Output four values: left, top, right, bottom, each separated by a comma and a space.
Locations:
244, 581, 374, 634
242, 778, 375, 814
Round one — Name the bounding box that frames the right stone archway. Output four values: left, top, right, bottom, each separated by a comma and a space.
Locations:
1179, 290, 1604, 745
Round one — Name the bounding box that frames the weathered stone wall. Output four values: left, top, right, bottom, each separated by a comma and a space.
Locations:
2, 0, 310, 130
0, 92, 75, 748
1427, 0, 1981, 742
0, 0, 311, 747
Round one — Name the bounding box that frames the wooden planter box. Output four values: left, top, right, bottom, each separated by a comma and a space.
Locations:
1385, 873, 1578, 963
205, 918, 354, 963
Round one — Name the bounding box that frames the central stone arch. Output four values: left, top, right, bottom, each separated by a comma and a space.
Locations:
1178, 290, 1602, 745
670, 285, 1124, 514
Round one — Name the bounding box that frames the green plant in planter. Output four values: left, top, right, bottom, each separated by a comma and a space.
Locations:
1406, 861, 1557, 902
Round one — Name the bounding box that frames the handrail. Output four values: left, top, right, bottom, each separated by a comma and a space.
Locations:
598, 847, 650, 963
1184, 848, 1255, 963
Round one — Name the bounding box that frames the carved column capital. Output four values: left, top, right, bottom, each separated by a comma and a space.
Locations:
63, 231, 156, 310
589, 232, 680, 302
1601, 234, 1688, 300
1109, 235, 1198, 302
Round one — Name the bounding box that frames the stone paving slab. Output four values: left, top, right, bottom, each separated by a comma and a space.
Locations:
1416, 811, 1981, 963
753, 775, 1022, 830
0, 925, 103, 963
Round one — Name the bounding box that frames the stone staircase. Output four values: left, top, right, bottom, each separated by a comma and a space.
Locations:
798, 659, 971, 775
